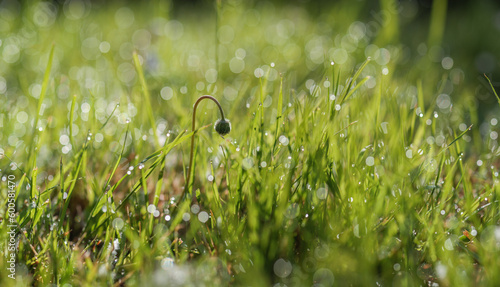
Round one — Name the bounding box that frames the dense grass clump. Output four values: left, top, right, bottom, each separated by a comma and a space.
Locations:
1, 0, 500, 286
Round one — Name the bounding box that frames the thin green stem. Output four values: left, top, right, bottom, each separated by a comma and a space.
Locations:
182, 95, 225, 201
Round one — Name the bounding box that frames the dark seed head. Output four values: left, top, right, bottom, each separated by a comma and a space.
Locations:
214, 119, 231, 136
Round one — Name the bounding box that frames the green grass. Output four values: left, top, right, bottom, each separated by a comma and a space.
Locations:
1, 1, 500, 286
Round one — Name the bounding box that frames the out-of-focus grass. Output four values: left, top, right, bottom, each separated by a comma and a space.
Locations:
0, 0, 500, 286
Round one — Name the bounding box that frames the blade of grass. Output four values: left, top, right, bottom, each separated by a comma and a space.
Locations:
439, 124, 473, 155
99, 103, 120, 132
87, 125, 131, 222
69, 94, 77, 148
91, 128, 199, 232
484, 74, 500, 106
340, 57, 371, 105
58, 137, 91, 231
272, 76, 284, 157
147, 133, 173, 235
341, 76, 370, 104
28, 44, 55, 172
133, 51, 159, 147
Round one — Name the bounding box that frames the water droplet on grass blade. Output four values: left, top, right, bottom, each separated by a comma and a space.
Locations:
353, 224, 360, 238
380, 122, 388, 134
405, 149, 413, 159
444, 238, 454, 250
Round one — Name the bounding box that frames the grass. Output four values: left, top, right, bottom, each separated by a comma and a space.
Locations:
1, 0, 500, 286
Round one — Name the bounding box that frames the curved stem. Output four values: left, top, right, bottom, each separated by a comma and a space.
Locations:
182, 95, 225, 201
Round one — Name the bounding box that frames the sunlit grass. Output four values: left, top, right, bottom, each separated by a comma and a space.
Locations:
1, 1, 500, 286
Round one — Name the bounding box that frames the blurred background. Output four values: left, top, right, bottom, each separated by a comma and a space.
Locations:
1, 0, 499, 104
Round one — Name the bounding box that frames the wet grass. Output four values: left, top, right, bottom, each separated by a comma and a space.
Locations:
1, 1, 500, 286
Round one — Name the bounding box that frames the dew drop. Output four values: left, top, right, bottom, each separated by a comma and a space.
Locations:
112, 218, 125, 230
279, 135, 289, 146
198, 211, 209, 223
316, 187, 328, 200
273, 258, 292, 278
147, 204, 156, 213
191, 204, 200, 214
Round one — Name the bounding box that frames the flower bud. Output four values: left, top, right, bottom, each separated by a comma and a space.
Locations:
214, 119, 231, 136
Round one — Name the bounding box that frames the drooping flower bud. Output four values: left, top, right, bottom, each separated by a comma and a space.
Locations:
214, 119, 231, 136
